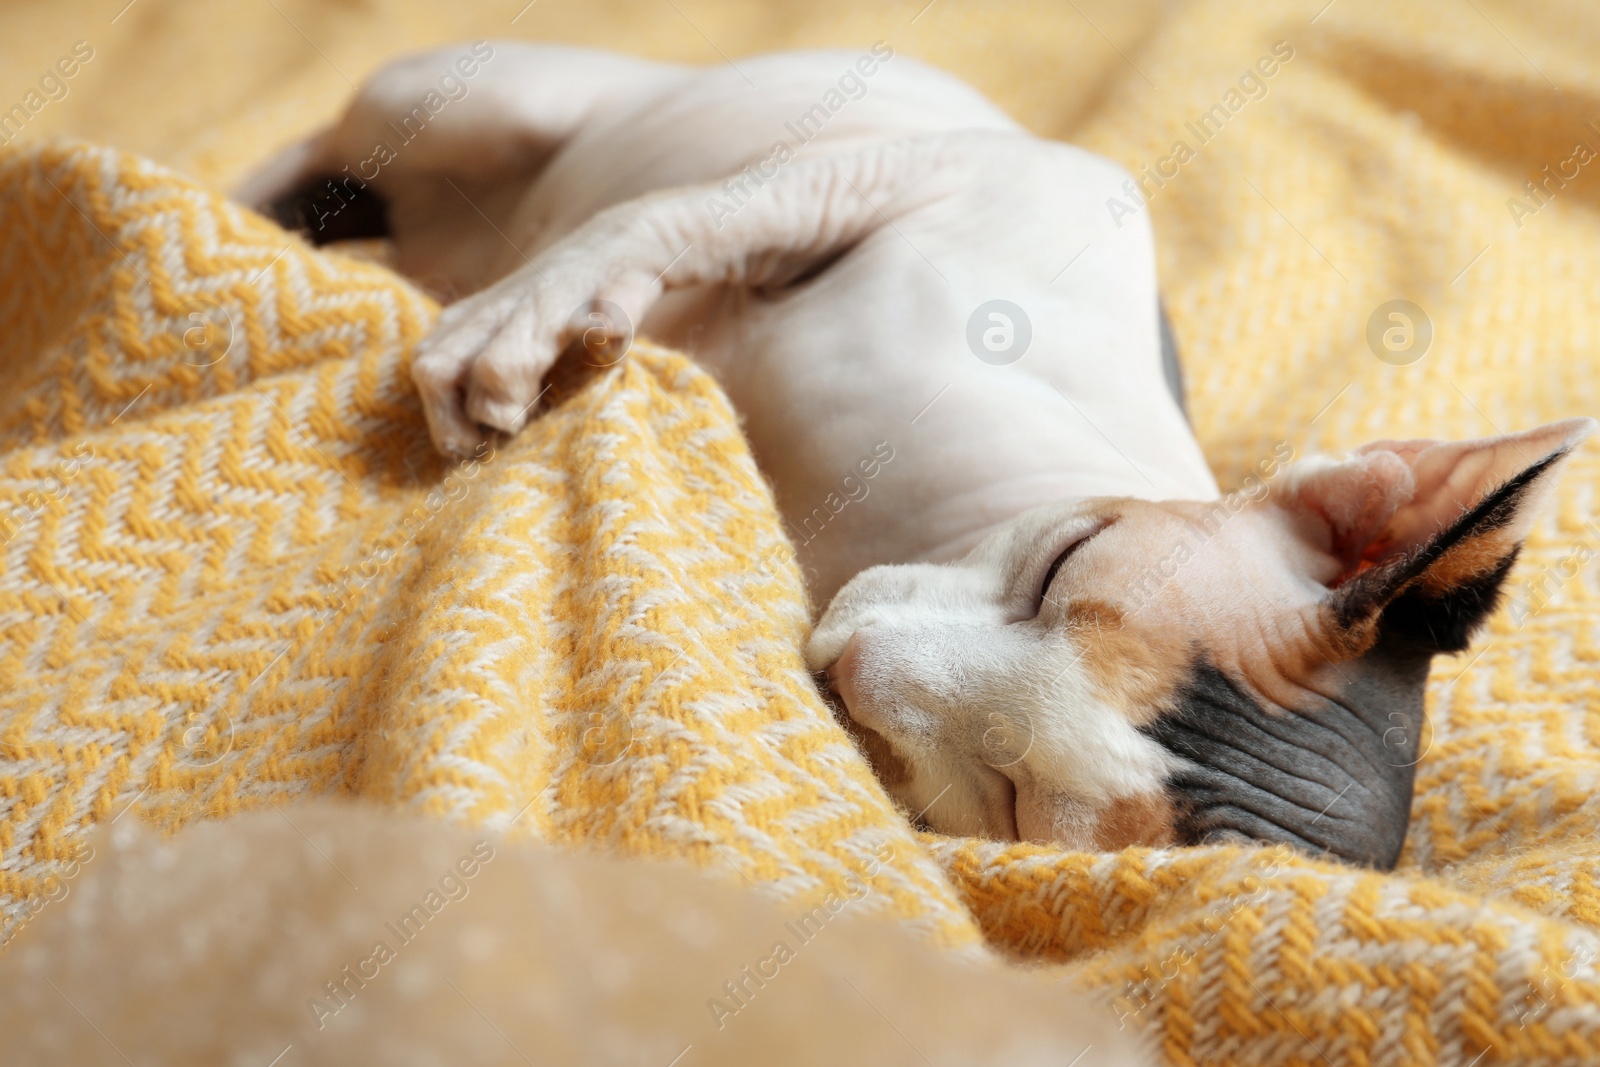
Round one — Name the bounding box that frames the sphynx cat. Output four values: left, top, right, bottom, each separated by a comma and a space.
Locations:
241, 42, 1594, 868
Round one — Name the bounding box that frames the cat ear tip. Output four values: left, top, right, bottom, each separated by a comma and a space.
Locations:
1508, 417, 1598, 463
1559, 415, 1599, 445
1521, 417, 1600, 464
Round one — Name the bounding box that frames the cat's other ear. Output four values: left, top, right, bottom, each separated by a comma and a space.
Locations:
1284, 418, 1596, 654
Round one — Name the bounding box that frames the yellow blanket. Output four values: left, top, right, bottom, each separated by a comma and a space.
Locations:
3, 2, 1600, 1065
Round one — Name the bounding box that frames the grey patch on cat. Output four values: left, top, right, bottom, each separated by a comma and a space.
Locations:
1142, 644, 1430, 870
267, 173, 392, 244
1158, 299, 1187, 421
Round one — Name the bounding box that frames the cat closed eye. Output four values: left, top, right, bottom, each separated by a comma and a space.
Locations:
1036, 521, 1112, 607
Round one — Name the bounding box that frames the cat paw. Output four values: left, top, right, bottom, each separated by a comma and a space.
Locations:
411, 258, 658, 456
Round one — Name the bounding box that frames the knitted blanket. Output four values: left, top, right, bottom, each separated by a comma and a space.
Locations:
4, 13, 1600, 1057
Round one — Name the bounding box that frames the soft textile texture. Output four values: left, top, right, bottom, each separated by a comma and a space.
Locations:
3, 2, 1600, 1065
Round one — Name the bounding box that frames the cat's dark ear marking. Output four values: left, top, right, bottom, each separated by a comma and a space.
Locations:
1329, 448, 1569, 653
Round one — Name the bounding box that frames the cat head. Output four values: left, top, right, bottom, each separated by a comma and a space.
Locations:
806, 419, 1594, 868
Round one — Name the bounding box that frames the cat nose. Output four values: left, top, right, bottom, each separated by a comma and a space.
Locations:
826, 633, 865, 710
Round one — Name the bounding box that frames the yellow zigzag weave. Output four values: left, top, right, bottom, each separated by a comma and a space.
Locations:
1, 143, 1598, 1067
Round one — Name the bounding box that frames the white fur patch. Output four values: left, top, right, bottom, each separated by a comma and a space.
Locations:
809, 503, 1173, 845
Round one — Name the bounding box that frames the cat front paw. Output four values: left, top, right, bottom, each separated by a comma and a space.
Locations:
411, 257, 658, 456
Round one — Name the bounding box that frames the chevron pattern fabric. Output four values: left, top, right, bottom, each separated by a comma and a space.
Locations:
3, 46, 1600, 1062
0, 140, 980, 955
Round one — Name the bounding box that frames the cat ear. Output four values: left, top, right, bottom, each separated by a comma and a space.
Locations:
1286, 418, 1595, 653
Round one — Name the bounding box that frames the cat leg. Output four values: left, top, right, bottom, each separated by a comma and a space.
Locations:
238, 43, 686, 206
408, 131, 995, 455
